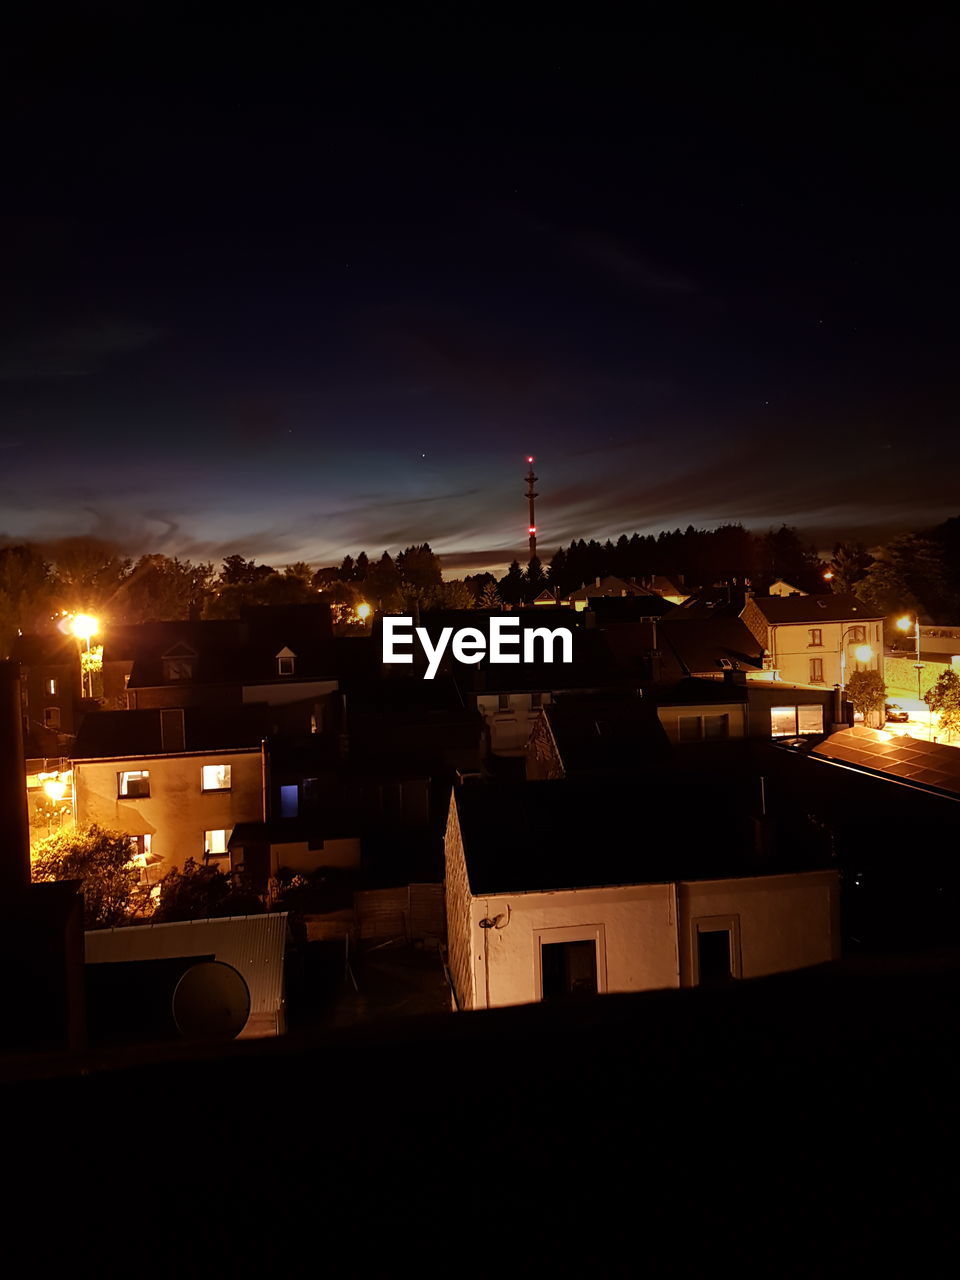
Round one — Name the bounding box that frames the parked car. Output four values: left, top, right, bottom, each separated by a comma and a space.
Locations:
884, 703, 910, 723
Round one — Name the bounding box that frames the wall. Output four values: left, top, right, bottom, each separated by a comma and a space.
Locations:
470, 883, 679, 1010
442, 797, 476, 1009
770, 619, 884, 688
241, 679, 338, 707
74, 748, 263, 876
270, 836, 361, 876
476, 692, 552, 755
657, 701, 746, 743
919, 626, 960, 657
884, 655, 948, 701
678, 871, 839, 983
450, 869, 840, 1010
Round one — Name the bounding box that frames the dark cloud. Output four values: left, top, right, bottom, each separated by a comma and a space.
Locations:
0, 317, 160, 381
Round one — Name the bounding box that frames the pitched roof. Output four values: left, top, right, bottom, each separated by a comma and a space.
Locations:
747, 593, 883, 624
566, 575, 657, 601
658, 615, 764, 677
10, 633, 80, 665
811, 725, 960, 799
542, 695, 673, 773
71, 704, 272, 759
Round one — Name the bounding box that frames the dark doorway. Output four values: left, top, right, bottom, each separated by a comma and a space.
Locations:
541, 940, 598, 999
697, 929, 733, 986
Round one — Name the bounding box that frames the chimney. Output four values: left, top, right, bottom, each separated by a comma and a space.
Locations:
160, 708, 186, 753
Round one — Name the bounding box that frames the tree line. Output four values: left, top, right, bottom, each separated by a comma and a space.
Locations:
3, 513, 960, 657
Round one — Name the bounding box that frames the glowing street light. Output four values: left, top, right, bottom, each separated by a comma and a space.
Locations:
70, 613, 100, 697
356, 602, 372, 621
837, 628, 875, 725
42, 777, 67, 803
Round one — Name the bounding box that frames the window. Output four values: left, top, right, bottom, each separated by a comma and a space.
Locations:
204, 829, 228, 857
693, 916, 742, 986
797, 704, 824, 734
280, 784, 299, 819
163, 658, 194, 681
201, 763, 232, 792
808, 628, 822, 647
678, 715, 703, 742
530, 693, 542, 709
809, 658, 824, 683
703, 713, 729, 740
534, 925, 606, 1000
130, 834, 152, 861
118, 770, 150, 798
45, 677, 59, 696
771, 706, 798, 737
848, 626, 866, 643
276, 648, 296, 676
497, 693, 511, 713
541, 941, 598, 999
43, 706, 61, 729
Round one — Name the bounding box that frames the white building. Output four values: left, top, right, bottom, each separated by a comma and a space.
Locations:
444, 780, 840, 1010
741, 593, 884, 691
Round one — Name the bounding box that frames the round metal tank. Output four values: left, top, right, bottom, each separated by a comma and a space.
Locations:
172, 960, 250, 1041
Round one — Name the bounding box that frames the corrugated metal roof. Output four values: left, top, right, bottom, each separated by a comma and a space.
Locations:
84, 913, 289, 1035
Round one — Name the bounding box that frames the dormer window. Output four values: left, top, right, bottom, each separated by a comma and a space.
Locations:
161, 642, 198, 682
276, 646, 296, 676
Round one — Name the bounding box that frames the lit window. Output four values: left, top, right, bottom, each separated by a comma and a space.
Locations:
797, 705, 824, 734
201, 763, 232, 791
204, 829, 228, 857
771, 706, 798, 737
118, 770, 150, 798
43, 706, 61, 729
46, 677, 59, 695
130, 834, 152, 863
809, 658, 824, 683
808, 629, 822, 647
280, 784, 299, 819
277, 652, 295, 676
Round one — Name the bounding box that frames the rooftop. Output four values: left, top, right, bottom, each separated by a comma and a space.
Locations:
811, 725, 960, 799
747, 592, 884, 624
72, 704, 272, 759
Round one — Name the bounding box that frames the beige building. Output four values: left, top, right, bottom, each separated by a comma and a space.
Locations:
741, 593, 884, 691
444, 782, 840, 1010
71, 706, 270, 882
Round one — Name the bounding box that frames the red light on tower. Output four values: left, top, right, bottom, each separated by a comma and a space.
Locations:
526, 455, 534, 463
528, 526, 537, 535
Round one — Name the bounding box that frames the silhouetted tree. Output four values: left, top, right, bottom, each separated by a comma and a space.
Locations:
152, 858, 264, 922
525, 556, 547, 600
498, 560, 525, 606
478, 580, 502, 609
114, 555, 214, 623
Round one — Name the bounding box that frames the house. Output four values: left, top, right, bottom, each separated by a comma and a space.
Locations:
228, 817, 361, 891
740, 592, 884, 691
767, 579, 806, 597
444, 778, 840, 1009
10, 632, 84, 747
526, 691, 672, 779
71, 705, 271, 881
104, 605, 339, 718
643, 574, 690, 604
563, 575, 659, 610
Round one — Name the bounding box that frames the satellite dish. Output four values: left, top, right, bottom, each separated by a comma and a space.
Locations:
171, 961, 250, 1041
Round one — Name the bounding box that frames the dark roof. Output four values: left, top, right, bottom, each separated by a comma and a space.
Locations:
71, 704, 272, 759
652, 677, 749, 706
10, 633, 80, 665
228, 816, 360, 846
453, 777, 790, 894
749, 593, 884, 624
542, 695, 673, 773
567, 575, 656, 601
659, 615, 764, 676
811, 726, 960, 799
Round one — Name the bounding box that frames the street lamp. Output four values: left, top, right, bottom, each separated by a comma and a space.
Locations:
69, 613, 100, 698
896, 614, 924, 704
356, 602, 372, 621
837, 628, 875, 726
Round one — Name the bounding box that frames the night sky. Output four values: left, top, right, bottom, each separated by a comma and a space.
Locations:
2, 11, 957, 573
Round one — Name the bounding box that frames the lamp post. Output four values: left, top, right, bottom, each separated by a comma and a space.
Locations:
896, 614, 923, 702
836, 628, 875, 727
69, 613, 99, 699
